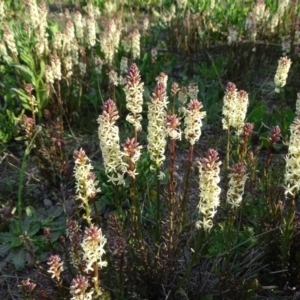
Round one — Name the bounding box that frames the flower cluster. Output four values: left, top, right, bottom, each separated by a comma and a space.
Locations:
147, 83, 168, 168
97, 99, 127, 185
50, 55, 62, 81
285, 116, 300, 196
183, 99, 206, 145
196, 149, 222, 231
81, 224, 107, 273
86, 16, 96, 48
74, 11, 85, 40
222, 82, 249, 133
73, 148, 100, 217
47, 255, 64, 282
122, 138, 142, 178
188, 82, 198, 99
227, 163, 247, 208
131, 29, 140, 60
124, 63, 144, 132
70, 276, 93, 300
166, 114, 181, 140
156, 72, 168, 87
100, 19, 122, 65
3, 24, 18, 57
274, 56, 292, 93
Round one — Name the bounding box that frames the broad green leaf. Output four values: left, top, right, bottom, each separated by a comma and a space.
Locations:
0, 244, 11, 258
12, 64, 36, 86
12, 247, 26, 270
26, 222, 40, 237
0, 232, 14, 244
10, 88, 31, 110
10, 236, 23, 248
246, 101, 268, 127
19, 52, 35, 71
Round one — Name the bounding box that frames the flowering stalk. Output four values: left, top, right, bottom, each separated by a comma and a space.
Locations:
47, 255, 64, 288
175, 149, 221, 294
18, 116, 41, 233
98, 99, 127, 186
70, 276, 93, 300
171, 82, 180, 114
166, 114, 181, 252
81, 224, 107, 296
122, 138, 144, 250
222, 83, 249, 186
239, 123, 254, 162
196, 149, 222, 231
181, 99, 206, 228
147, 82, 168, 241
264, 126, 281, 201
225, 163, 247, 270
123, 63, 144, 141
281, 116, 300, 270
73, 148, 100, 226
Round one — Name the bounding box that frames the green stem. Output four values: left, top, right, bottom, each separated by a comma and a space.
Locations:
225, 128, 230, 193
155, 167, 161, 243
17, 129, 40, 233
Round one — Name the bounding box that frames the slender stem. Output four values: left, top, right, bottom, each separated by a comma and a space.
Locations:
225, 128, 230, 192
168, 139, 176, 253
281, 196, 295, 269
93, 262, 99, 294
17, 129, 40, 233
155, 167, 161, 242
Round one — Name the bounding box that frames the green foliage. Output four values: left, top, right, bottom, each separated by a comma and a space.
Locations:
0, 206, 65, 271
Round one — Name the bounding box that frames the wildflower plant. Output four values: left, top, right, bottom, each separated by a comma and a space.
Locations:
196, 149, 222, 231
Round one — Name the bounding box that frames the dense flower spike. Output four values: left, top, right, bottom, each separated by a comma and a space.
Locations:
3, 24, 18, 57
147, 83, 168, 168
81, 224, 107, 273
285, 116, 300, 195
70, 276, 93, 300
222, 82, 249, 133
196, 149, 222, 231
183, 99, 206, 145
47, 255, 64, 281
122, 138, 142, 178
124, 63, 144, 132
188, 82, 199, 99
274, 56, 292, 93
166, 114, 182, 140
131, 29, 141, 60
73, 148, 100, 222
227, 163, 247, 208
97, 99, 127, 185
269, 126, 281, 145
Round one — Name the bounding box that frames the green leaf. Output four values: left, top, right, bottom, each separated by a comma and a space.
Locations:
10, 236, 23, 248
12, 247, 26, 270
26, 222, 40, 237
12, 64, 36, 86
26, 206, 37, 218
0, 243, 11, 257
0, 232, 14, 243
174, 287, 189, 299
19, 52, 35, 71
246, 101, 268, 128
10, 88, 31, 110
